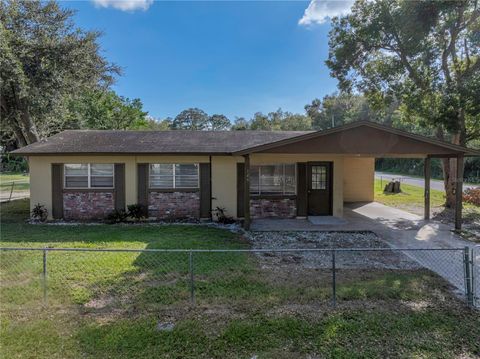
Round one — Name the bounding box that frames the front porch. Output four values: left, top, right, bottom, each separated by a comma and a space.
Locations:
250, 202, 421, 232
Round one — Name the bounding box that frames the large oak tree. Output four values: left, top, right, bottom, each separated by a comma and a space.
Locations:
327, 0, 480, 207
0, 0, 119, 146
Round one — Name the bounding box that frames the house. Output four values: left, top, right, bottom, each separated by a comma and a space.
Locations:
12, 121, 479, 230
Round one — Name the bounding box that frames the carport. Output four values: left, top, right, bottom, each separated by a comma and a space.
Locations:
234, 121, 480, 231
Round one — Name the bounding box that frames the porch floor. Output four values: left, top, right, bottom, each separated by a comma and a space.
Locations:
250, 202, 420, 232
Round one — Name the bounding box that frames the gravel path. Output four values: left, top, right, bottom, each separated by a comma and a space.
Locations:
248, 231, 420, 270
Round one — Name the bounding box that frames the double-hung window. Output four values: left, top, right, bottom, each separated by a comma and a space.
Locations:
149, 164, 199, 189
250, 164, 296, 195
64, 164, 114, 189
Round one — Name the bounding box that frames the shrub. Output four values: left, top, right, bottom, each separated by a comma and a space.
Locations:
31, 203, 48, 222
127, 204, 146, 221
212, 206, 236, 224
463, 188, 480, 206
105, 209, 128, 224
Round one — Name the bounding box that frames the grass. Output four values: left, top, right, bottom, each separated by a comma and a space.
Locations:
1, 199, 480, 358
374, 179, 480, 223
0, 172, 30, 192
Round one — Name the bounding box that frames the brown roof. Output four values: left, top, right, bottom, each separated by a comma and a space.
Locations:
12, 122, 479, 156
12, 130, 313, 155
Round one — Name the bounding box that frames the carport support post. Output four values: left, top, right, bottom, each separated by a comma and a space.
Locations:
243, 154, 251, 230
424, 157, 431, 220
455, 154, 464, 231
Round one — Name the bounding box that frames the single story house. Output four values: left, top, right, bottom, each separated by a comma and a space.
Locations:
13, 121, 479, 230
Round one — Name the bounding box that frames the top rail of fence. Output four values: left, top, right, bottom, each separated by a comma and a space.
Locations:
0, 246, 468, 253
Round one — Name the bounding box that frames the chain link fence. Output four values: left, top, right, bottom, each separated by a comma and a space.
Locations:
0, 179, 30, 202
1, 246, 478, 313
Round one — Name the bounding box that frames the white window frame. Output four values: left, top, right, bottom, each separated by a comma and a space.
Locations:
250, 164, 297, 195
64, 164, 115, 189
149, 163, 199, 189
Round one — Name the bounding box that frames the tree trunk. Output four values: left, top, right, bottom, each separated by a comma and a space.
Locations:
438, 127, 465, 208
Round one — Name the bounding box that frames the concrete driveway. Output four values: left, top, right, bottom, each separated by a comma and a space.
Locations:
347, 202, 479, 302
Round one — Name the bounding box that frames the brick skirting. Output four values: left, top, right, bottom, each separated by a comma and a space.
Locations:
250, 198, 297, 219
148, 191, 200, 219
63, 192, 114, 220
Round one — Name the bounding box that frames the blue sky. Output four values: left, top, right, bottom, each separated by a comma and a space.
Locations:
63, 1, 352, 121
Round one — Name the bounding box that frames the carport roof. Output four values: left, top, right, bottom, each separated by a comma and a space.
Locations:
12, 121, 480, 157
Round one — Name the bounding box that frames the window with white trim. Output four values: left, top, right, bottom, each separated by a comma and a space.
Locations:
250, 164, 296, 195
64, 164, 114, 189
149, 164, 199, 189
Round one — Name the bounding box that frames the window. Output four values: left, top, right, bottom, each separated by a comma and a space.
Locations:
64, 164, 114, 189
250, 164, 296, 195
149, 164, 199, 189
311, 165, 327, 190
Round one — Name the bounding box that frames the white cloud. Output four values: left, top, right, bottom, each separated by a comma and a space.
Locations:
92, 0, 153, 12
299, 0, 354, 26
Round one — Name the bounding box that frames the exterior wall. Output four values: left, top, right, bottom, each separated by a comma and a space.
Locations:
29, 153, 347, 220
148, 191, 200, 219
343, 157, 375, 202
250, 198, 296, 219
63, 191, 114, 220
211, 156, 243, 219
28, 155, 208, 220
250, 154, 344, 218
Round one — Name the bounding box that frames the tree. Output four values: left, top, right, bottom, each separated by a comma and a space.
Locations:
70, 90, 148, 130
0, 0, 119, 146
144, 117, 173, 130
171, 108, 209, 130
280, 112, 312, 130
208, 114, 231, 130
327, 0, 480, 207
249, 112, 272, 130
231, 117, 250, 130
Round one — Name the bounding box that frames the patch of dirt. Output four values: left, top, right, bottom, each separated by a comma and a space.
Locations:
248, 231, 420, 269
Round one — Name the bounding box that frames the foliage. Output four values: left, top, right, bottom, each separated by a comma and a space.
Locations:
0, 0, 120, 147
69, 90, 148, 130
208, 114, 231, 130
247, 108, 312, 131
231, 117, 250, 130
327, 0, 480, 207
30, 203, 47, 222
463, 188, 480, 206
127, 204, 147, 222
105, 209, 128, 224
0, 153, 28, 172
212, 206, 236, 224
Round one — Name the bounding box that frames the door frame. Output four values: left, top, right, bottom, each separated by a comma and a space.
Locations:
306, 161, 334, 216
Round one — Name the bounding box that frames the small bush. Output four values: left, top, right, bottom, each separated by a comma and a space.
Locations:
212, 206, 236, 224
31, 203, 48, 222
105, 209, 128, 224
463, 188, 480, 206
127, 204, 146, 221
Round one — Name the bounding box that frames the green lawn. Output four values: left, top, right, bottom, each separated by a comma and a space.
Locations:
0, 172, 30, 192
1, 199, 480, 358
374, 179, 480, 223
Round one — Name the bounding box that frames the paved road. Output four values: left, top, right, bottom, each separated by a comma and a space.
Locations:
375, 172, 479, 191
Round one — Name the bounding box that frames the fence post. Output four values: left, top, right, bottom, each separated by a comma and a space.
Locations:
463, 247, 473, 307
331, 249, 336, 308
189, 251, 195, 305
8, 181, 15, 202
42, 249, 47, 304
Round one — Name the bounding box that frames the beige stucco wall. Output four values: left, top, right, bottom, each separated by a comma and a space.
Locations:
343, 157, 375, 202
28, 155, 210, 219
29, 153, 349, 220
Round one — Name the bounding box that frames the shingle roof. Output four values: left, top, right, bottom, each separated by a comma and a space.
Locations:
12, 130, 313, 155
